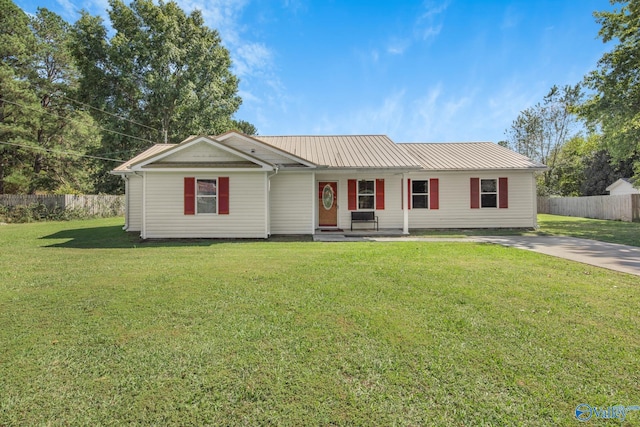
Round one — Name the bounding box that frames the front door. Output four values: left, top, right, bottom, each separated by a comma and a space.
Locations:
318, 181, 338, 227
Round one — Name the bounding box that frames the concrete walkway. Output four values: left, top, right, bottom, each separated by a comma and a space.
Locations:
313, 233, 640, 276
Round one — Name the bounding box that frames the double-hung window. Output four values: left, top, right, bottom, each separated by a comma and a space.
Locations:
480, 179, 497, 208
412, 180, 429, 209
197, 179, 217, 214
358, 180, 375, 209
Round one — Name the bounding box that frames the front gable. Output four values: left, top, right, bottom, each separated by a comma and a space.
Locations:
156, 140, 256, 166
216, 132, 316, 169
130, 135, 275, 171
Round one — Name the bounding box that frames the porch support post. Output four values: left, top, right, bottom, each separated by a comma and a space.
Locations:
141, 172, 147, 239
402, 173, 409, 235
311, 172, 316, 234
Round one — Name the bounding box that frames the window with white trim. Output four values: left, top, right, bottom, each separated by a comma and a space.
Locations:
481, 179, 497, 208
358, 180, 375, 210
412, 180, 429, 209
197, 179, 217, 214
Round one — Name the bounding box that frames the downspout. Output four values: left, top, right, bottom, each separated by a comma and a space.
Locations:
532, 173, 538, 229
123, 175, 130, 231
266, 166, 279, 238
141, 171, 147, 239
311, 171, 316, 234
402, 173, 409, 235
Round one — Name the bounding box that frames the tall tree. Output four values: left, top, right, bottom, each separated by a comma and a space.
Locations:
0, 0, 37, 193
1, 3, 101, 194
26, 8, 100, 193
579, 0, 640, 168
505, 84, 583, 195
72, 0, 247, 192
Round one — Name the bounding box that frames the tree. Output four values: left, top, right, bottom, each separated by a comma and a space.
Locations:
72, 0, 249, 192
232, 119, 258, 136
580, 149, 638, 195
0, 0, 37, 193
549, 134, 599, 196
25, 8, 100, 193
579, 0, 640, 167
505, 84, 583, 195
1, 3, 102, 194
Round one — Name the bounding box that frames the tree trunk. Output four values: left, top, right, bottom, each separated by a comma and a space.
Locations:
0, 157, 4, 194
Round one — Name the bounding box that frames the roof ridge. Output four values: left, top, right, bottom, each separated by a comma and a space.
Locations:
257, 134, 390, 138
399, 141, 494, 145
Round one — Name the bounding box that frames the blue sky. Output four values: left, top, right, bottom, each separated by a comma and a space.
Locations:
16, 0, 614, 143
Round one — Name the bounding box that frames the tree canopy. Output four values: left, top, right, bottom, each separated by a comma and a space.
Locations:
504, 84, 583, 195
579, 0, 640, 163
72, 0, 247, 192
1, 3, 99, 194
0, 0, 255, 194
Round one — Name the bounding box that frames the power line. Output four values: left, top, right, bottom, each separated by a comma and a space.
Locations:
0, 140, 124, 163
0, 97, 159, 145
55, 93, 160, 133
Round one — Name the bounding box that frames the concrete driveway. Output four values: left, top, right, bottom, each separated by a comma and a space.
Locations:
476, 236, 640, 277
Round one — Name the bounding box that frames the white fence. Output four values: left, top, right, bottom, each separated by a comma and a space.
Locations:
0, 194, 124, 216
538, 194, 640, 222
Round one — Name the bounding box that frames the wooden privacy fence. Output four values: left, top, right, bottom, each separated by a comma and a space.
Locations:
537, 194, 640, 222
0, 194, 124, 216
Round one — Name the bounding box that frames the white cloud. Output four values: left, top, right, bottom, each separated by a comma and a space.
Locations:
302, 84, 482, 142
55, 0, 77, 17
170, 0, 284, 122
387, 38, 411, 55
500, 5, 521, 30
233, 42, 273, 77
414, 1, 449, 42
281, 0, 307, 15
381, 0, 448, 58
306, 90, 407, 137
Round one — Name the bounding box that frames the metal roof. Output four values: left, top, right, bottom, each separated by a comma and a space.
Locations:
113, 144, 176, 172
253, 135, 422, 168
399, 142, 546, 170
112, 134, 545, 173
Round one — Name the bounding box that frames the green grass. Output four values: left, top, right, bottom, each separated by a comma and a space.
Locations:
1, 218, 639, 425
537, 214, 640, 246
412, 214, 640, 247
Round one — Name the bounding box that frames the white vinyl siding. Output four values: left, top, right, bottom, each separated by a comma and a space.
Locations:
144, 172, 267, 238
269, 172, 314, 234
408, 171, 536, 229
158, 141, 244, 163
222, 134, 302, 165
127, 174, 143, 231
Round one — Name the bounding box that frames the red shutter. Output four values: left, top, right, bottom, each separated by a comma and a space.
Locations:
430, 178, 439, 210
184, 177, 195, 215
470, 178, 480, 209
407, 179, 411, 210
375, 179, 385, 210
348, 179, 357, 210
219, 177, 229, 214
499, 177, 508, 209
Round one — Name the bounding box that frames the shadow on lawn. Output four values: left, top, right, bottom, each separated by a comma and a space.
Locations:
41, 225, 313, 249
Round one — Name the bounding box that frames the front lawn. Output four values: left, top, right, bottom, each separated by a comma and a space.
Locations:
537, 214, 640, 246
413, 214, 640, 247
1, 218, 638, 425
